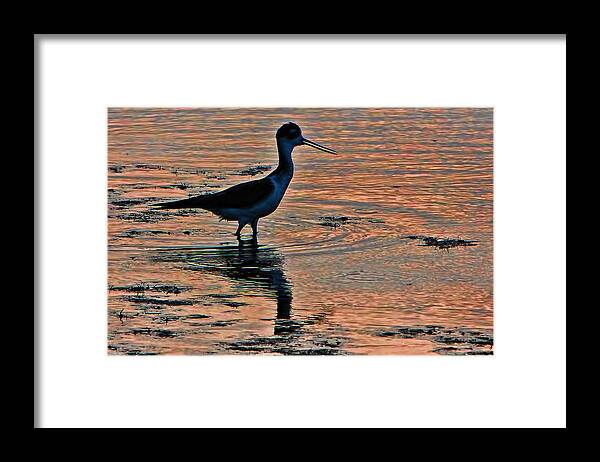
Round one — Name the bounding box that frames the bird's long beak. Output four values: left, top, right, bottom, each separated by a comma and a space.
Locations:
301, 138, 337, 154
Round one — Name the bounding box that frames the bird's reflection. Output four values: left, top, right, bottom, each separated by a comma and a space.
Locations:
154, 239, 295, 335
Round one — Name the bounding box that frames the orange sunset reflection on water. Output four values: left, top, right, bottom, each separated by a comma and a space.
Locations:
107, 108, 493, 355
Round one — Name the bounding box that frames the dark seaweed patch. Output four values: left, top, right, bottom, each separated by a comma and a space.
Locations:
108, 344, 158, 355
377, 325, 441, 337
123, 295, 194, 306
433, 346, 493, 356
225, 336, 347, 355
222, 326, 347, 355
207, 320, 240, 327
111, 198, 152, 207
133, 163, 164, 170
117, 229, 171, 238
238, 165, 272, 176
403, 235, 478, 249
318, 216, 385, 228
115, 208, 200, 223
130, 327, 178, 338
375, 325, 493, 355
114, 211, 168, 223
109, 283, 190, 294
433, 333, 493, 346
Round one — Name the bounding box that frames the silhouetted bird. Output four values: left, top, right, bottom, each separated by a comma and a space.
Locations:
156, 122, 335, 239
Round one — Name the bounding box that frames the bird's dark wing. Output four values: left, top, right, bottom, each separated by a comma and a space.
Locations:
201, 178, 276, 209
156, 177, 275, 210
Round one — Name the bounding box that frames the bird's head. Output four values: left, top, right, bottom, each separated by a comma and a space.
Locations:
276, 122, 336, 154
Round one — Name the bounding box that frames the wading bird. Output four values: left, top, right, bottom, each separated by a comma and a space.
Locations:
157, 122, 336, 239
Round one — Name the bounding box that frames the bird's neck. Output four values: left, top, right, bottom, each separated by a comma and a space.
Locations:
273, 140, 295, 179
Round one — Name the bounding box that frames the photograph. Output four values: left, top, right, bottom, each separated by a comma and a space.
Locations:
36, 34, 566, 429
107, 107, 493, 355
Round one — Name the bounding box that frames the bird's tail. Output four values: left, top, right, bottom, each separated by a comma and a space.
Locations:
154, 196, 208, 210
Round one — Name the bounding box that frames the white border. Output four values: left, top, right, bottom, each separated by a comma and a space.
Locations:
37, 36, 566, 428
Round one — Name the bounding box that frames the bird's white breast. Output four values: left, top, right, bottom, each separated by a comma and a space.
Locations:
219, 174, 291, 223
253, 175, 290, 217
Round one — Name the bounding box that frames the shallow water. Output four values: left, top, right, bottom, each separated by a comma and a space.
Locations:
107, 108, 493, 355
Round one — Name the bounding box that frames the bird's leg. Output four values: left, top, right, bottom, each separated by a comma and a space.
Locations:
234, 222, 245, 238
251, 218, 259, 238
